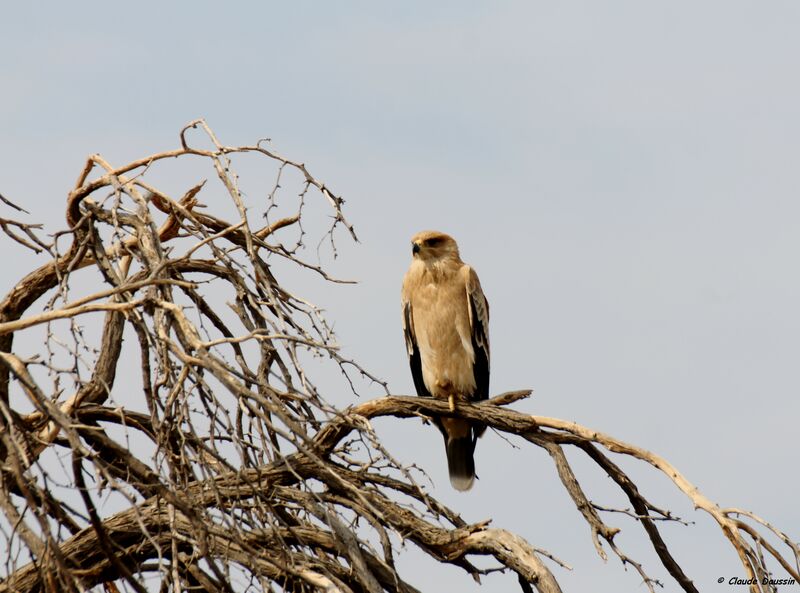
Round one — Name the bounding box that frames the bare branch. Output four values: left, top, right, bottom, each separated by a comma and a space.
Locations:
0, 122, 794, 593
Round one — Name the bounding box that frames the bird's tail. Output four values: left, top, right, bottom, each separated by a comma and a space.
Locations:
446, 436, 475, 491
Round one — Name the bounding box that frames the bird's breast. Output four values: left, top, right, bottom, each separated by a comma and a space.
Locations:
412, 283, 476, 398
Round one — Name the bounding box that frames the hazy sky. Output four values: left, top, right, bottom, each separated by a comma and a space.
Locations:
2, 2, 799, 591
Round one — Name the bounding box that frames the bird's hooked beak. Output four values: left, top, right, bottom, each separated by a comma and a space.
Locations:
412, 242, 420, 255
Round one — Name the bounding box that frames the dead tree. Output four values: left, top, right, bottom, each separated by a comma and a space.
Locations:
0, 121, 796, 593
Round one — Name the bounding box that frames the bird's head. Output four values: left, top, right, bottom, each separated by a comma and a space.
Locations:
410, 230, 460, 263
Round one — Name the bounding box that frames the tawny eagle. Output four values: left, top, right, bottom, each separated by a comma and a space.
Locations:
401, 230, 490, 491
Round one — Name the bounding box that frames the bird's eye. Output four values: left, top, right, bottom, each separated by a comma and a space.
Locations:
425, 237, 443, 247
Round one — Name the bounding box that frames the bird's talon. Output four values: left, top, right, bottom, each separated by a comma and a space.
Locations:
449, 394, 455, 411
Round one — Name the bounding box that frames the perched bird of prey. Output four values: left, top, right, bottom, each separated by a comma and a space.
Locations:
401, 231, 490, 491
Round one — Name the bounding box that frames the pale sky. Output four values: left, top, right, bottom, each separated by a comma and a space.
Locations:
2, 2, 799, 591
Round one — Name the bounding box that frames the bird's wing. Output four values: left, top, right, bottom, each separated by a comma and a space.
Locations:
464, 266, 490, 402
402, 293, 433, 399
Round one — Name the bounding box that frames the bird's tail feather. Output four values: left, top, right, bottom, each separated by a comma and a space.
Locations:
446, 436, 475, 491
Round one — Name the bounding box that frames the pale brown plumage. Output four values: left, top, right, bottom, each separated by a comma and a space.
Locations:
401, 231, 490, 491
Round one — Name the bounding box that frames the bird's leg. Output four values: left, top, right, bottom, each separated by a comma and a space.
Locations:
448, 394, 455, 411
